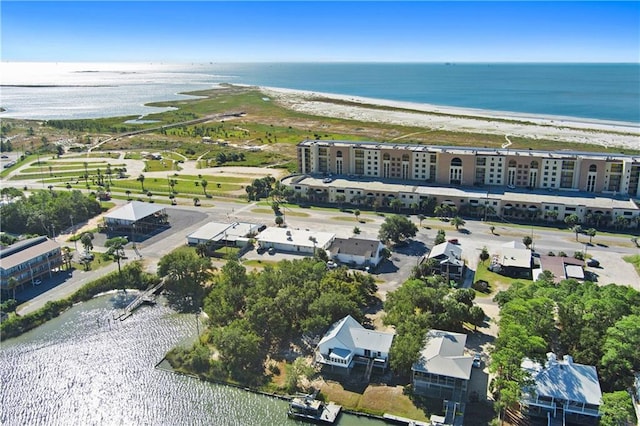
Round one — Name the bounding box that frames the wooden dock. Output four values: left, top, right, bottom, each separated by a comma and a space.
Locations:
113, 281, 163, 321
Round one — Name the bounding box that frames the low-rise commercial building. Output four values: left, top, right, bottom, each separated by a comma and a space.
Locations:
0, 236, 62, 297
328, 237, 385, 268
256, 227, 335, 255
187, 221, 262, 248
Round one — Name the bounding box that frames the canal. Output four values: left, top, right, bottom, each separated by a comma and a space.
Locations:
0, 293, 385, 425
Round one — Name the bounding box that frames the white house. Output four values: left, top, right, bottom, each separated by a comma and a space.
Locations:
315, 315, 394, 372
412, 329, 473, 402
256, 227, 335, 254
521, 353, 602, 425
328, 237, 385, 268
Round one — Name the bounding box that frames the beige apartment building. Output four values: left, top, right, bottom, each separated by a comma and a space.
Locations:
285, 140, 640, 225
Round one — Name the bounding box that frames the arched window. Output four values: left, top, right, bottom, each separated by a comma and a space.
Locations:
336, 150, 343, 157
383, 153, 390, 160
451, 158, 462, 166
508, 160, 517, 167
530, 161, 539, 169
402, 154, 409, 161
589, 164, 597, 172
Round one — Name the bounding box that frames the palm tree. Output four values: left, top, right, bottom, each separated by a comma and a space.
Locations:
201, 179, 208, 195
418, 214, 426, 228
126, 190, 132, 200
105, 237, 127, 275
354, 209, 361, 222
450, 216, 465, 230
195, 243, 208, 258
80, 232, 94, 257
572, 225, 583, 241
83, 162, 89, 185
193, 197, 200, 206
586, 228, 596, 243
489, 225, 496, 235
137, 174, 145, 191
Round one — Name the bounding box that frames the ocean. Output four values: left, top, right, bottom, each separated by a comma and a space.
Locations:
1, 62, 638, 123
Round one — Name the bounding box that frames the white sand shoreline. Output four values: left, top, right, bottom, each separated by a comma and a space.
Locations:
255, 85, 640, 150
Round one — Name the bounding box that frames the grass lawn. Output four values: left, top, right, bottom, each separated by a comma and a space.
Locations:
623, 254, 640, 277
473, 262, 532, 297
319, 381, 428, 420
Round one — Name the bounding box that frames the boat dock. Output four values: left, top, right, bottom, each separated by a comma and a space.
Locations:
113, 281, 163, 321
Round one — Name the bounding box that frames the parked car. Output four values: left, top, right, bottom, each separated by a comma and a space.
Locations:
447, 238, 459, 245
268, 247, 276, 255
34, 279, 42, 286
472, 354, 482, 368
587, 258, 600, 267
326, 261, 338, 269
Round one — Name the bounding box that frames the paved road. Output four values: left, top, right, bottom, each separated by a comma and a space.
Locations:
14, 195, 640, 314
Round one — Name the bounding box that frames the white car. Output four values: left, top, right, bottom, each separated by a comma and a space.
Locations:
472, 354, 482, 368
34, 279, 42, 286
326, 261, 338, 269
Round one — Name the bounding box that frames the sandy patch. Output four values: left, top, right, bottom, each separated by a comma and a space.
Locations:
260, 86, 640, 150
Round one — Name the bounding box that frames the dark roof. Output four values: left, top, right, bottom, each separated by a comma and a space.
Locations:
329, 237, 381, 258
0, 236, 60, 270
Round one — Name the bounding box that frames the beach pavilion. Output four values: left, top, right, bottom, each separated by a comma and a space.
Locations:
102, 201, 169, 238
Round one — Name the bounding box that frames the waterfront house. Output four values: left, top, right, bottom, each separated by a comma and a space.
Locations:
412, 329, 473, 402
520, 353, 602, 425
315, 315, 394, 374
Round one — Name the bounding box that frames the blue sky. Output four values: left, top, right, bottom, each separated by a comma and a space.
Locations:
2, 1, 639, 62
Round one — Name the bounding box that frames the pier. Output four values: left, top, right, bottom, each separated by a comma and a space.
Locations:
113, 281, 163, 321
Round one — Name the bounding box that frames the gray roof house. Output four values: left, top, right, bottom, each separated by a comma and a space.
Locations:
521, 353, 602, 425
427, 242, 465, 284
328, 237, 385, 268
412, 329, 473, 402
315, 315, 394, 374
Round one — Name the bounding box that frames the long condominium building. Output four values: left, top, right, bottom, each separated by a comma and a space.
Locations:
284, 140, 640, 224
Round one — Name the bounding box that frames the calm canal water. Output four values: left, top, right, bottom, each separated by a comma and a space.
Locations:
0, 293, 384, 425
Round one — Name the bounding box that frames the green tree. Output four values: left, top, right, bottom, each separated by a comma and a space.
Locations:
564, 213, 580, 228
434, 229, 446, 245
157, 247, 212, 312
137, 174, 145, 191
522, 235, 533, 249
479, 246, 490, 264
586, 228, 597, 243
489, 225, 496, 235
354, 209, 361, 222
599, 391, 637, 426
105, 236, 127, 275
210, 318, 264, 381
601, 314, 640, 390
275, 216, 284, 227
450, 216, 465, 230
80, 232, 94, 257
572, 224, 583, 241
390, 198, 403, 212
201, 179, 208, 195
378, 215, 418, 244
418, 214, 426, 228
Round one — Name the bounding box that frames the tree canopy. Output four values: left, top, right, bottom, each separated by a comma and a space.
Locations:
378, 214, 418, 244
0, 189, 101, 235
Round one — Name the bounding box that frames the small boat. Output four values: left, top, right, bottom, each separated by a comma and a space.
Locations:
287, 394, 342, 424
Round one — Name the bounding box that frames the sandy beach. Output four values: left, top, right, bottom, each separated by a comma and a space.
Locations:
260, 86, 640, 150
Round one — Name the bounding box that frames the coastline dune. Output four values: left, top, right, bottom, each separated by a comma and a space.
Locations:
259, 86, 640, 150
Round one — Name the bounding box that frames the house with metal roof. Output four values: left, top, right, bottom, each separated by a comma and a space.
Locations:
102, 201, 168, 237
521, 353, 602, 425
412, 329, 473, 402
0, 236, 62, 297
328, 237, 385, 268
426, 242, 465, 284
315, 315, 394, 374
